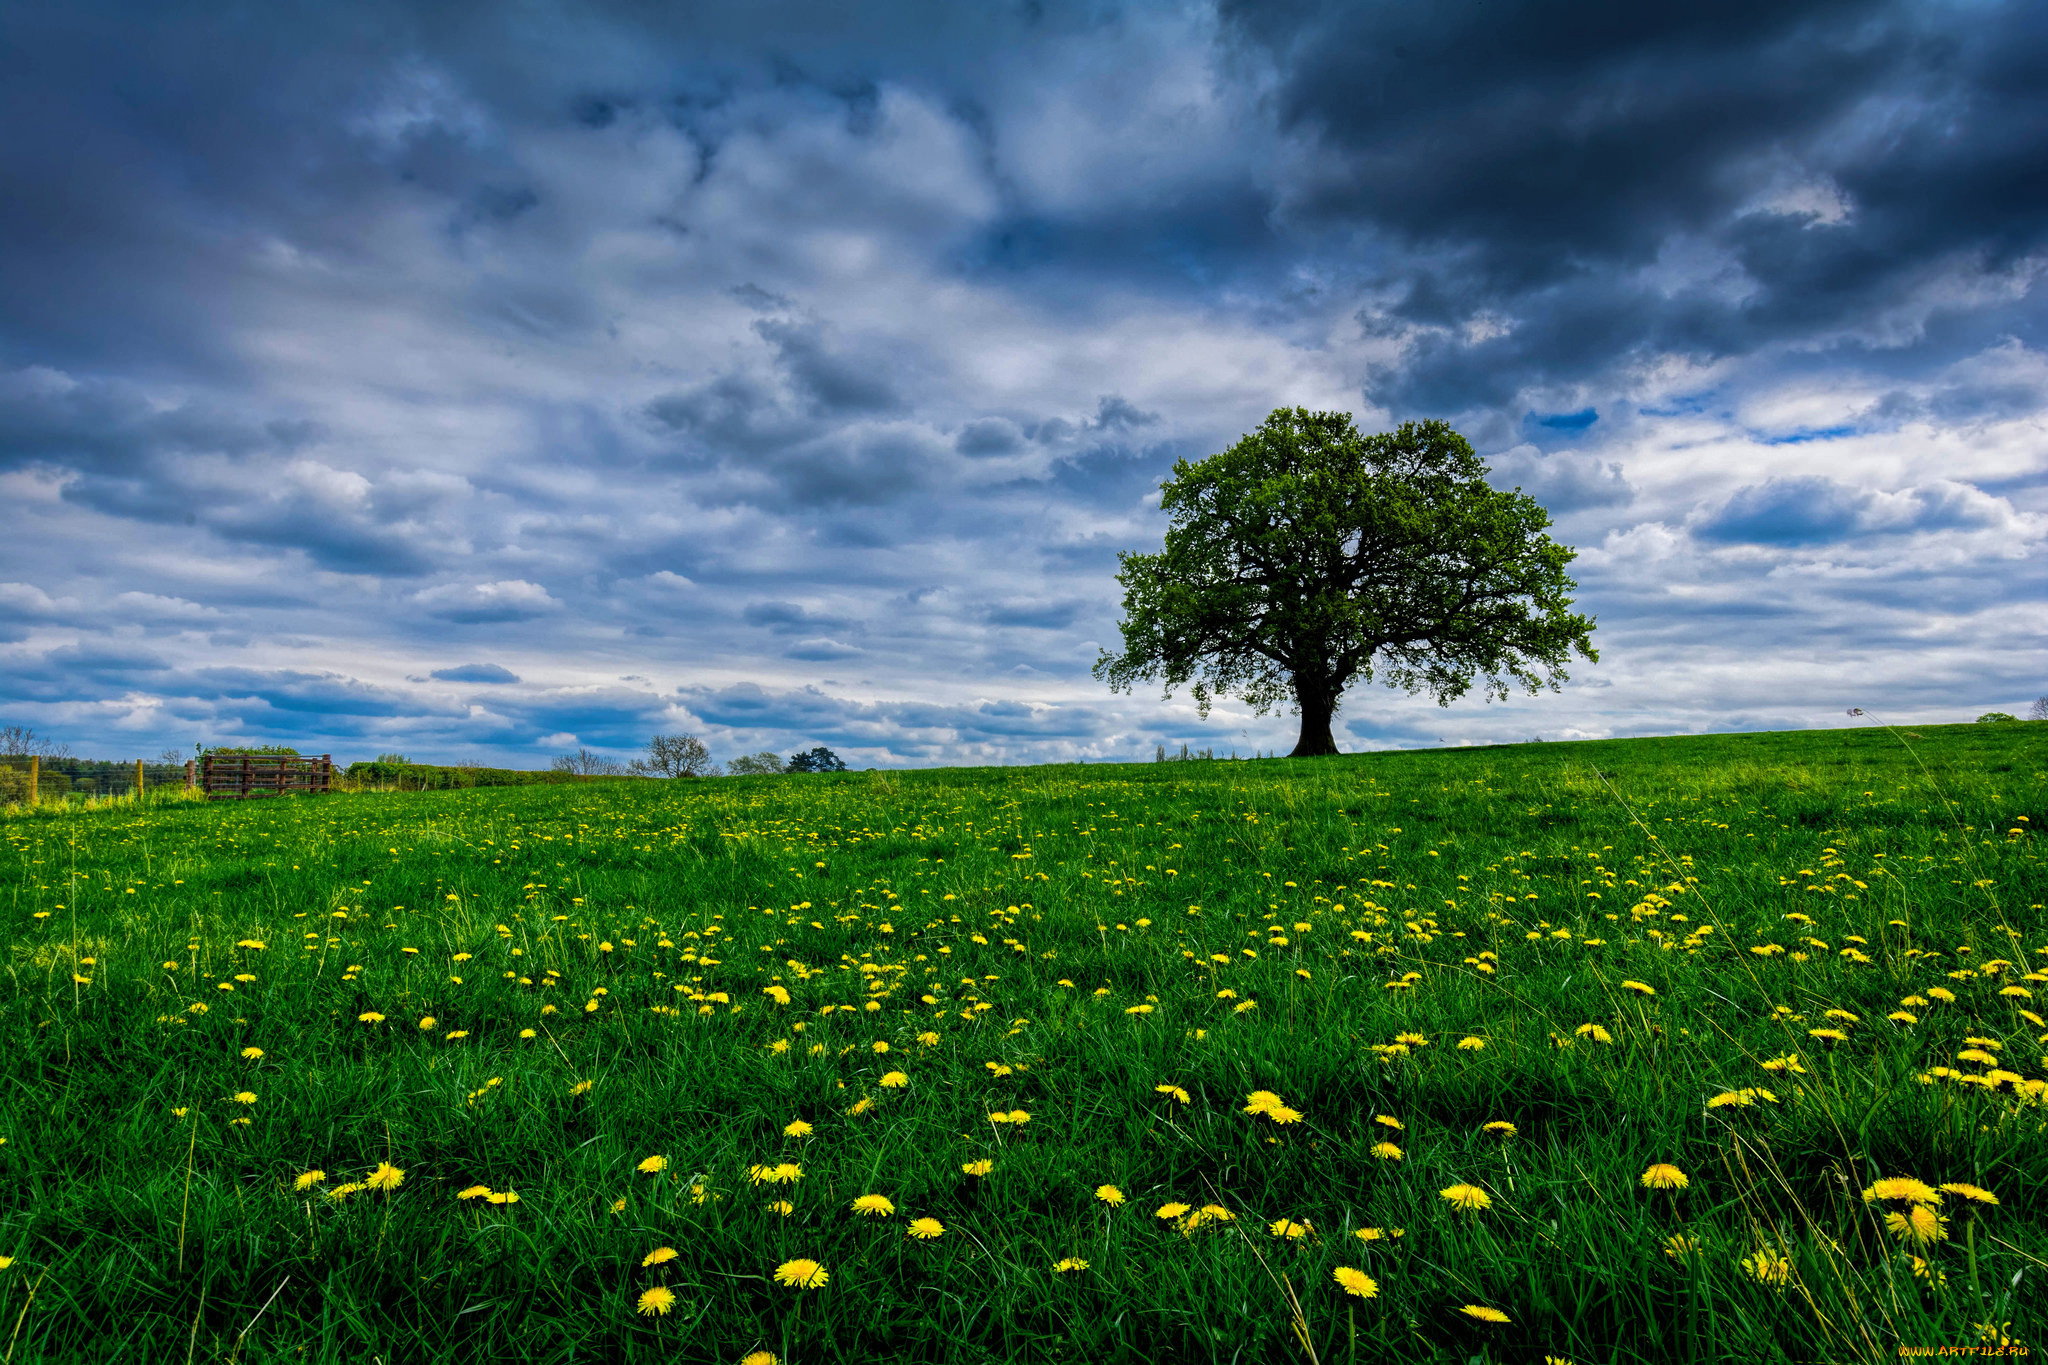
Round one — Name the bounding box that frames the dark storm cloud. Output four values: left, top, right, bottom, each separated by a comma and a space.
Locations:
430, 663, 521, 683
1225, 0, 2048, 410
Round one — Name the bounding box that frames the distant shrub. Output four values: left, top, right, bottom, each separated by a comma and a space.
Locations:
786, 747, 847, 773
631, 735, 715, 778
726, 752, 785, 776
1976, 712, 2020, 724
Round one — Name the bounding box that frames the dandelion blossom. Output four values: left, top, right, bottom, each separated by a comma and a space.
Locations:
773, 1258, 829, 1290
1154, 1084, 1191, 1105
1269, 1217, 1313, 1240
1095, 1184, 1125, 1207
241, 1047, 264, 1060
637, 1155, 668, 1175
1461, 1306, 1511, 1324
570, 1080, 593, 1096
1482, 1121, 1517, 1138
642, 1246, 679, 1267
1663, 1234, 1700, 1259
879, 1071, 908, 1088
1052, 1257, 1089, 1273
636, 1286, 675, 1317
1620, 981, 1656, 996
1862, 1177, 1941, 1206
1640, 1164, 1689, 1191
1441, 1183, 1491, 1212
1741, 1250, 1793, 1286
1333, 1266, 1378, 1299
1458, 1036, 1487, 1050
749, 1163, 804, 1185
1156, 1201, 1190, 1220
230, 1091, 257, 1105
1939, 1182, 1998, 1205
850, 1193, 896, 1217
1884, 1205, 1948, 1246
961, 1159, 993, 1177
294, 1170, 326, 1191
766, 1200, 794, 1217
1243, 1090, 1285, 1115
907, 1217, 945, 1240
1354, 1227, 1385, 1242
783, 1120, 813, 1138
358, 1012, 385, 1024
366, 1162, 404, 1192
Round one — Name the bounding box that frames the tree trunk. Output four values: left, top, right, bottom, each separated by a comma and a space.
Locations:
1288, 680, 1340, 757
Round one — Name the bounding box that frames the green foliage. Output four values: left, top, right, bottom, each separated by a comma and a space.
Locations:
1095, 411, 1596, 756
786, 746, 847, 773
1977, 713, 2020, 724
727, 751, 786, 776
343, 760, 586, 790
0, 721, 2043, 1362
209, 744, 304, 755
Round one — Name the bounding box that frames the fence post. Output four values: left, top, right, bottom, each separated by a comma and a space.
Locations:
135, 759, 145, 801
185, 760, 194, 790
27, 756, 37, 805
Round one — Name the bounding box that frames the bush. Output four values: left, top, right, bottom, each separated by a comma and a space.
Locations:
1977, 712, 2020, 724
726, 752, 785, 776
786, 747, 847, 773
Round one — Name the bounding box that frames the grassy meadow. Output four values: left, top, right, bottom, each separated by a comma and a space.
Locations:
1, 722, 2044, 1363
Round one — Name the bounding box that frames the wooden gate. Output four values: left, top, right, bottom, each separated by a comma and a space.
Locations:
198, 753, 335, 800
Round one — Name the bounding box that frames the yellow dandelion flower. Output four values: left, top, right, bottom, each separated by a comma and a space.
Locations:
570, 1080, 593, 1096
766, 1199, 794, 1216
636, 1286, 675, 1316
879, 1071, 908, 1088
851, 1193, 896, 1217
358, 1012, 385, 1024
366, 1162, 404, 1192
1052, 1257, 1089, 1273
1885, 1205, 1948, 1246
773, 1258, 829, 1290
637, 1155, 668, 1175
418, 1016, 436, 1031
241, 1047, 264, 1060
1374, 1115, 1404, 1130
1333, 1266, 1378, 1298
1156, 1201, 1191, 1220
1154, 1084, 1191, 1105
1741, 1250, 1793, 1286
907, 1217, 945, 1240
1482, 1121, 1517, 1137
294, 1170, 326, 1191
1269, 1217, 1313, 1240
328, 1182, 364, 1200
1371, 1142, 1403, 1161
1243, 1090, 1285, 1115
1640, 1164, 1689, 1191
1441, 1183, 1491, 1211
1004, 1108, 1030, 1125
1354, 1227, 1384, 1242
1620, 980, 1656, 996
229, 1091, 257, 1105
783, 1120, 814, 1138
849, 1096, 876, 1116
457, 1184, 492, 1200
1863, 1177, 1941, 1205
1461, 1305, 1511, 1324
1663, 1234, 1701, 1259
1458, 1037, 1487, 1050
962, 1160, 994, 1177
642, 1246, 679, 1267
1939, 1182, 1998, 1205
1095, 1184, 1125, 1207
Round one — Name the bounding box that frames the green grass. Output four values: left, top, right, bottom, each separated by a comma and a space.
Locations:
1, 721, 2044, 1364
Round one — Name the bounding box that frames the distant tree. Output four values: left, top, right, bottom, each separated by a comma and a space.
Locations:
2031, 697, 2048, 721
631, 734, 717, 778
726, 752, 785, 776
154, 747, 188, 767
786, 746, 847, 773
1976, 712, 2020, 724
1094, 411, 1596, 757
0, 726, 72, 759
551, 748, 626, 775
375, 752, 412, 765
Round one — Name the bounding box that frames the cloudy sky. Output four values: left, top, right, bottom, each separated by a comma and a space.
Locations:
2, 0, 2044, 768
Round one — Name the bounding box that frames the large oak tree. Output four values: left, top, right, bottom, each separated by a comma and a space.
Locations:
1093, 409, 1597, 756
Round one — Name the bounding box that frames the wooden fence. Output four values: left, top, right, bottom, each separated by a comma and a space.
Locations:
197, 754, 335, 800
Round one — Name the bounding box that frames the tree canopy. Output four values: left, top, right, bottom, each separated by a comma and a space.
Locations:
1093, 409, 1597, 756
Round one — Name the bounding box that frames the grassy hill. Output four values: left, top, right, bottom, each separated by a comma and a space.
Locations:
0, 721, 2042, 1362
